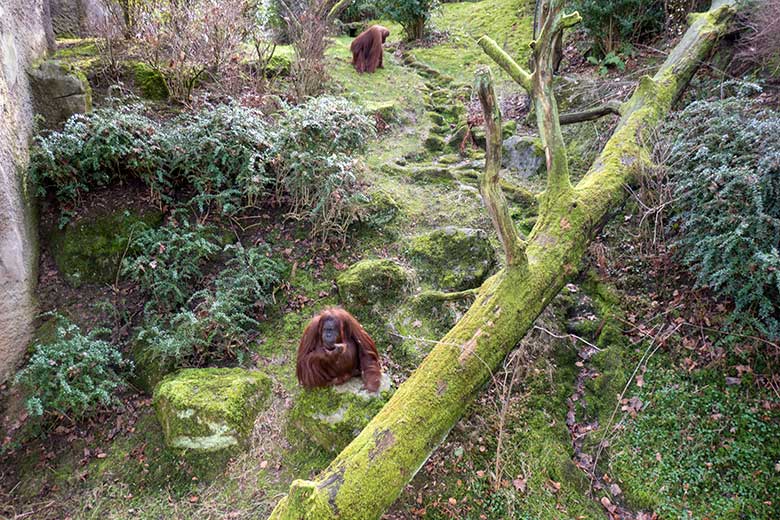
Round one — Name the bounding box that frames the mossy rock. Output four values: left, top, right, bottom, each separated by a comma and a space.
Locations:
50, 209, 163, 287
266, 53, 292, 77
29, 60, 92, 129
132, 62, 168, 100
288, 374, 394, 452
360, 190, 400, 229
366, 100, 400, 123
129, 336, 177, 395
336, 259, 410, 311
406, 227, 496, 291
502, 135, 545, 178
154, 368, 271, 472
424, 135, 446, 152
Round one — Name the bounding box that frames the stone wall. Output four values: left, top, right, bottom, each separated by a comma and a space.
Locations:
0, 1, 50, 382
50, 0, 108, 37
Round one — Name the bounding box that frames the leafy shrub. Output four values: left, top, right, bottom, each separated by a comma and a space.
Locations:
664, 92, 780, 339
15, 316, 129, 419
30, 97, 376, 238
272, 96, 376, 239
136, 243, 285, 364
168, 103, 273, 214
340, 0, 380, 23
378, 0, 438, 40
572, 0, 664, 57
120, 218, 222, 311
29, 106, 167, 205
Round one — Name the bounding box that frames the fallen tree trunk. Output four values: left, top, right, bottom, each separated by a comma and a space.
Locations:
268, 2, 738, 518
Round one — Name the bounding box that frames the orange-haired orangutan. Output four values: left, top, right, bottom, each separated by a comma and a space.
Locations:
296, 308, 382, 392
350, 25, 390, 73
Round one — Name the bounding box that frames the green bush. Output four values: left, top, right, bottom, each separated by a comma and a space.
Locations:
14, 316, 129, 419
120, 218, 222, 312
272, 96, 376, 239
136, 243, 286, 365
29, 106, 167, 204
378, 0, 438, 40
168, 103, 273, 215
30, 97, 376, 237
664, 92, 780, 339
572, 0, 664, 57
340, 0, 380, 23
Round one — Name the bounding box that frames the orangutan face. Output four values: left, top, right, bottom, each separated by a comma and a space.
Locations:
321, 317, 341, 352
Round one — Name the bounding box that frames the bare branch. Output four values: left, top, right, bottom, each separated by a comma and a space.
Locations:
476, 36, 533, 93
475, 67, 527, 266
559, 100, 622, 125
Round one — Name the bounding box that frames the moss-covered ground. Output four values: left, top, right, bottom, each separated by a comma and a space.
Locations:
4, 2, 777, 519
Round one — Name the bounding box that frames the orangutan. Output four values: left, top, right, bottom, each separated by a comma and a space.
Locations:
296, 307, 382, 392
350, 25, 390, 74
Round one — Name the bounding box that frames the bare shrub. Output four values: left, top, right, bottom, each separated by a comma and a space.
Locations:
134, 0, 252, 103
276, 0, 350, 99
735, 0, 780, 76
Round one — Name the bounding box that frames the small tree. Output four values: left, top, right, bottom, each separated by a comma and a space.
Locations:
379, 0, 438, 41
276, 0, 354, 98
572, 0, 664, 56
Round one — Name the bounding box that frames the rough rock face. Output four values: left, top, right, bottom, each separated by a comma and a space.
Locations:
502, 135, 546, 178
49, 0, 107, 37
289, 373, 393, 452
406, 227, 496, 291
28, 60, 92, 128
154, 368, 271, 466
0, 0, 50, 383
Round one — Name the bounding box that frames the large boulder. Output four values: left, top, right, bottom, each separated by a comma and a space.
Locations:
336, 259, 410, 311
49, 208, 162, 287
154, 368, 271, 470
406, 227, 496, 291
289, 373, 393, 452
502, 135, 545, 178
28, 60, 91, 128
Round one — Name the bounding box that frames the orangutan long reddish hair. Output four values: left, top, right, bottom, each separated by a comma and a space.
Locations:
350, 25, 390, 74
296, 308, 382, 392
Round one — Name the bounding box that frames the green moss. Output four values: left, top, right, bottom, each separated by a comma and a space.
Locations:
154, 368, 272, 474
129, 336, 177, 395
132, 62, 169, 100
609, 364, 780, 518
49, 208, 163, 287
406, 227, 496, 291
288, 375, 394, 452
336, 258, 410, 311
408, 0, 534, 84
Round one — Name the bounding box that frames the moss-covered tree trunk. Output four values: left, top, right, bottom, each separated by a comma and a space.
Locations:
268, 2, 738, 518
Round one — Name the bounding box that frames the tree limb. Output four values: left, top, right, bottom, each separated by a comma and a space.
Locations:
475, 67, 527, 266
476, 36, 533, 93
267, 2, 738, 518
559, 100, 623, 125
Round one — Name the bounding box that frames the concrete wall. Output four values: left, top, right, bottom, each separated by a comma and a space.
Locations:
0, 1, 50, 382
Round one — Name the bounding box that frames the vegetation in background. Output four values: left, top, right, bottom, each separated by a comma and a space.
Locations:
572, 0, 664, 57
30, 98, 375, 238
14, 316, 129, 419
663, 89, 780, 340
272, 96, 377, 239
168, 104, 273, 215
378, 0, 439, 40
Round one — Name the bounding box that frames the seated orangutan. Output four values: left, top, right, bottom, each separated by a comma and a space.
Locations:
350, 25, 390, 74
296, 307, 382, 392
